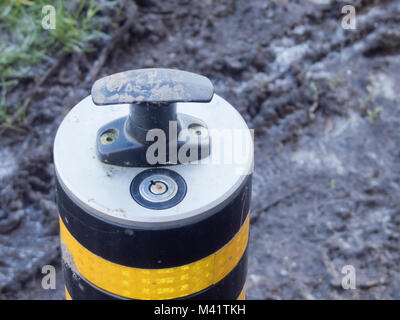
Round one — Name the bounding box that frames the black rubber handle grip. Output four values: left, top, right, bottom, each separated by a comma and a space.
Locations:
91, 68, 214, 106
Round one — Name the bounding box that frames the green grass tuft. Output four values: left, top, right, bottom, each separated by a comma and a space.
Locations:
0, 0, 119, 124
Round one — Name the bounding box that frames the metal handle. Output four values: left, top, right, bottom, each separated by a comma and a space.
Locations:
91, 68, 213, 167
91, 68, 214, 105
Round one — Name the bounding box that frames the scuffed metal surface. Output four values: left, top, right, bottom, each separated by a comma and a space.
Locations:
91, 68, 214, 105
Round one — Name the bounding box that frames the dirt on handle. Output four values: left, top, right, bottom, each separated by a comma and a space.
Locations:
1, 0, 400, 299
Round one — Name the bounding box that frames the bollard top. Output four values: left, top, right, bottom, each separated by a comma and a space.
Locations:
54, 93, 253, 225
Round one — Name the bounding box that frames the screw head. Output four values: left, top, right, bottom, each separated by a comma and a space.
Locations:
188, 124, 208, 139
100, 128, 119, 145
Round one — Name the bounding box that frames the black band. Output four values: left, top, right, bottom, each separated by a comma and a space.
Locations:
63, 247, 247, 300
57, 174, 251, 269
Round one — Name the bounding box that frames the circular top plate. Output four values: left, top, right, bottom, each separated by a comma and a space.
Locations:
54, 94, 253, 227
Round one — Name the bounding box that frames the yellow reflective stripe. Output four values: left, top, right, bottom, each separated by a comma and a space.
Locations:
60, 213, 249, 300
65, 286, 72, 300
237, 283, 246, 300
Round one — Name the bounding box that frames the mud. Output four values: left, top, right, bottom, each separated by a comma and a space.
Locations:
1, 0, 400, 299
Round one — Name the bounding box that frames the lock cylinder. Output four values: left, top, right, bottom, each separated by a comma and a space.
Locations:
54, 68, 253, 300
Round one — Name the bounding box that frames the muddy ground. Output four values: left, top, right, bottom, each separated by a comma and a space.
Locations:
1, 0, 400, 299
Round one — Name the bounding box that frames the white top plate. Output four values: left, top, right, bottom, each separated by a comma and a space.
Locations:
54, 94, 253, 227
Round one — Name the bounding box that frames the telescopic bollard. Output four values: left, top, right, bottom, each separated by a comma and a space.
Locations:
54, 68, 253, 300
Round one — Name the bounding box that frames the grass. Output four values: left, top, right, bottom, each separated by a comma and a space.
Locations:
367, 106, 382, 124
358, 83, 383, 124
0, 0, 120, 125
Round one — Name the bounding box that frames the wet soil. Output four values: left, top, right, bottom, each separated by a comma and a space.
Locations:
1, 0, 400, 299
